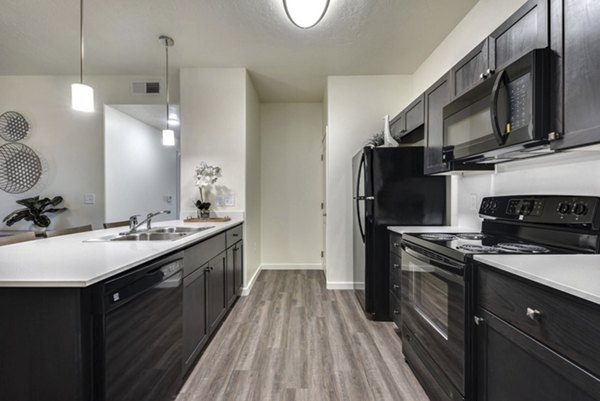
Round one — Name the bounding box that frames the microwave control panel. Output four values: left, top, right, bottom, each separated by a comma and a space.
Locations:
479, 195, 600, 226
507, 73, 530, 132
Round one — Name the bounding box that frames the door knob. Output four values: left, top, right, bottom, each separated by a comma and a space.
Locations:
526, 308, 542, 321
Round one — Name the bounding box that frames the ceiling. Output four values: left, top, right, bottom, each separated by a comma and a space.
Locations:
0, 0, 477, 102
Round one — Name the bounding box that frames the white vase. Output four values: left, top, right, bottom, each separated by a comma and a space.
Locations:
382, 115, 399, 147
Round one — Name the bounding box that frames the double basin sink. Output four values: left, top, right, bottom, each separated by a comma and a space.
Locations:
89, 226, 215, 242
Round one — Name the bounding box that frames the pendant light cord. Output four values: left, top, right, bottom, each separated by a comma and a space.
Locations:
79, 0, 84, 84
165, 41, 169, 130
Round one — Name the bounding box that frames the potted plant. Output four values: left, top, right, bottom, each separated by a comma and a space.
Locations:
2, 196, 68, 230
195, 162, 221, 219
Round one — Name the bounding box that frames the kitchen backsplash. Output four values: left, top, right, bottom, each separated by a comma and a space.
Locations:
454, 148, 600, 228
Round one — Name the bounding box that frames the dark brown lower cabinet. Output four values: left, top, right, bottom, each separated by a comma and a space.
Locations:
183, 265, 207, 371
206, 252, 227, 335
226, 247, 236, 308
476, 309, 600, 401
233, 241, 243, 296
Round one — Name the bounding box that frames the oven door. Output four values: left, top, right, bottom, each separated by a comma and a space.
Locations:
401, 242, 465, 396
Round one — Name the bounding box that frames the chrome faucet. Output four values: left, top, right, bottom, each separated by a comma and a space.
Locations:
126, 210, 171, 234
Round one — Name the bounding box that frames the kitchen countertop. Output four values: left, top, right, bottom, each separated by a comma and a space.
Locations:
387, 226, 477, 235
0, 219, 243, 288
474, 254, 600, 306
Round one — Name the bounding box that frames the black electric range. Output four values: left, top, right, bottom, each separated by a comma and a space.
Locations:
399, 195, 600, 401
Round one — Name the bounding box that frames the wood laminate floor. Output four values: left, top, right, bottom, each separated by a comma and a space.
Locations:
177, 270, 429, 401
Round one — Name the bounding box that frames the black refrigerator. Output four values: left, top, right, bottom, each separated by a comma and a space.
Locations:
352, 146, 447, 321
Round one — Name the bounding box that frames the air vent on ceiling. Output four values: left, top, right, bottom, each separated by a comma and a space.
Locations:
130, 81, 161, 95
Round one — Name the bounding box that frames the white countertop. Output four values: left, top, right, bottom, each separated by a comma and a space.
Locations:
474, 254, 600, 306
0, 219, 243, 288
387, 226, 477, 235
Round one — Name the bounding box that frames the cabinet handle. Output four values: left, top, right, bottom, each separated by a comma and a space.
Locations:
393, 242, 400, 248
474, 316, 485, 326
232, 233, 239, 237
526, 308, 542, 321
486, 68, 495, 76
393, 310, 400, 315
393, 263, 400, 269
204, 266, 211, 273
393, 284, 400, 290
479, 72, 488, 80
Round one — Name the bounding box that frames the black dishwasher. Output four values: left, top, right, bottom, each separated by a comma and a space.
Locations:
94, 252, 184, 401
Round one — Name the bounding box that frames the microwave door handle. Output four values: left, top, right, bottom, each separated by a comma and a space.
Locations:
491, 69, 508, 146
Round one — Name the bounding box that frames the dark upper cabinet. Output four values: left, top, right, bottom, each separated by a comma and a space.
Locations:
390, 112, 405, 138
404, 94, 425, 134
451, 39, 490, 98
551, 0, 600, 150
488, 0, 549, 71
451, 0, 549, 99
424, 72, 451, 175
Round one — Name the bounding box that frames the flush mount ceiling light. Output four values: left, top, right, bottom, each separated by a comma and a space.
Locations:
160, 35, 175, 146
283, 0, 330, 29
71, 0, 94, 112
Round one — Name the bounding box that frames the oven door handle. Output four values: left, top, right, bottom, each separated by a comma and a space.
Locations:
402, 244, 464, 284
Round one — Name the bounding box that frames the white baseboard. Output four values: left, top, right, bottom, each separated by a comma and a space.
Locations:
241, 264, 263, 296
326, 281, 355, 290
261, 263, 323, 270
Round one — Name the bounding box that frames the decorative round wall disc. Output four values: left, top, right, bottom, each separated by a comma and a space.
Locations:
0, 111, 30, 142
0, 143, 42, 193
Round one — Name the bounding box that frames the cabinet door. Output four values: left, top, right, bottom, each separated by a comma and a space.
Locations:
552, 0, 600, 150
225, 247, 236, 308
234, 242, 243, 296
424, 73, 451, 175
390, 112, 406, 139
405, 94, 425, 134
451, 39, 489, 98
476, 309, 600, 401
488, 0, 548, 71
206, 253, 226, 334
183, 267, 207, 371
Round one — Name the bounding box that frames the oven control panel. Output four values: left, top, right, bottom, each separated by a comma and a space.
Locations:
479, 195, 600, 226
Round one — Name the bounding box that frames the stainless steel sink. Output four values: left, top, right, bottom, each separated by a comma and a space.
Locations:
87, 226, 215, 242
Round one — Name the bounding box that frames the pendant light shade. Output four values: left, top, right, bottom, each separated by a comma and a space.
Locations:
72, 0, 94, 112
283, 0, 330, 29
162, 129, 175, 146
160, 35, 175, 146
71, 83, 94, 112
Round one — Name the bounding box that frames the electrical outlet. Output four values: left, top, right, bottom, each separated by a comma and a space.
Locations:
165, 194, 173, 204
224, 194, 235, 207
216, 195, 224, 207
84, 193, 96, 205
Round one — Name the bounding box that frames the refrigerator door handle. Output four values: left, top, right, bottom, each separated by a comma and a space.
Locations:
355, 153, 366, 243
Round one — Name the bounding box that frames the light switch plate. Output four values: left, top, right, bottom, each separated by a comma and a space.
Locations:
224, 194, 235, 207
84, 193, 96, 205
469, 193, 478, 211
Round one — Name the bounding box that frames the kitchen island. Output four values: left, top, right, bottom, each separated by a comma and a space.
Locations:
0, 219, 244, 401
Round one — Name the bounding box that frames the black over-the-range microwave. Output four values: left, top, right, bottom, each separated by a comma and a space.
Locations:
442, 48, 553, 165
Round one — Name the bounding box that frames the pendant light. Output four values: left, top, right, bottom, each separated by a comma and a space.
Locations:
283, 0, 330, 29
71, 0, 94, 112
160, 35, 175, 146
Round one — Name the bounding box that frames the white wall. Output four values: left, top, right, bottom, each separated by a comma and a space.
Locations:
179, 68, 247, 217
0, 74, 170, 230
104, 106, 177, 223
244, 73, 262, 289
260, 103, 323, 270
325, 75, 413, 288
411, 0, 528, 98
